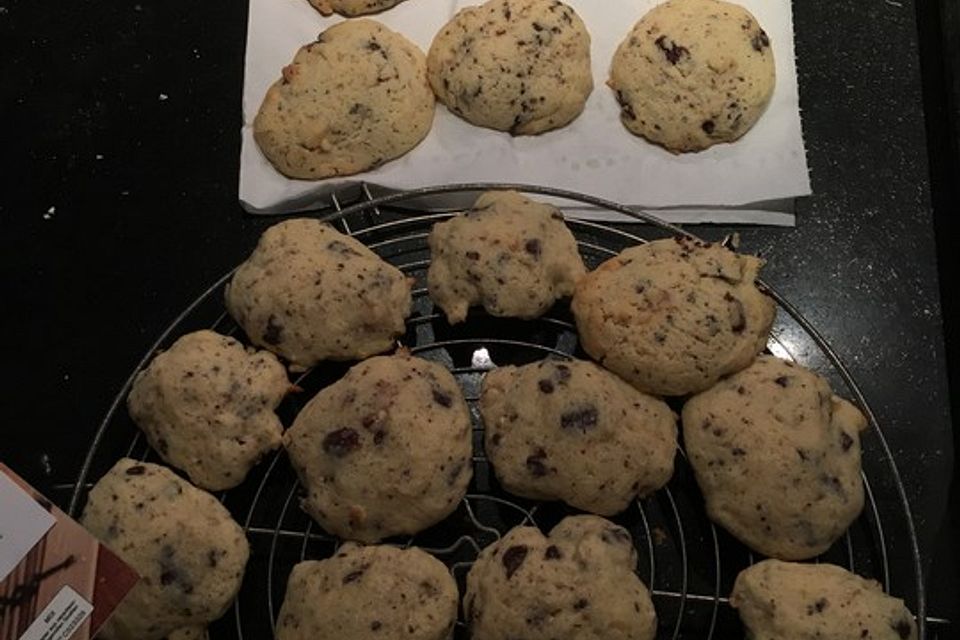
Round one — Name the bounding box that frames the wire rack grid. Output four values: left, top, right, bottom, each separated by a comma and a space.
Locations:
67, 183, 926, 640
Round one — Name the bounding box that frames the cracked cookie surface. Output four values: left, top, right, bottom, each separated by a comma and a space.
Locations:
283, 352, 472, 542
481, 358, 676, 515
81, 459, 249, 640
571, 237, 775, 396
609, 0, 775, 152
427, 190, 585, 323
427, 0, 592, 135
731, 560, 918, 640
254, 19, 434, 179
465, 515, 657, 640
225, 218, 412, 369
683, 356, 868, 559
276, 543, 458, 640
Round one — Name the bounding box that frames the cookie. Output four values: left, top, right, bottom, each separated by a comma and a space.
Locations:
225, 218, 412, 370
127, 330, 289, 491
682, 355, 868, 559
609, 0, 775, 152
465, 515, 657, 640
276, 543, 458, 640
731, 560, 918, 640
427, 0, 593, 135
81, 459, 249, 640
254, 20, 434, 179
283, 352, 473, 542
307, 0, 406, 17
427, 190, 586, 324
481, 358, 676, 515
571, 236, 775, 396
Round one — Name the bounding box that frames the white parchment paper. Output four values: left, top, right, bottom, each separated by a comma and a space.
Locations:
240, 0, 810, 223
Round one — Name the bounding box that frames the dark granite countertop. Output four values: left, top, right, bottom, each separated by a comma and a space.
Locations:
1, 0, 955, 635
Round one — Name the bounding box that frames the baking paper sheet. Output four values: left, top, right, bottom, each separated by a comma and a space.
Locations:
240, 0, 810, 223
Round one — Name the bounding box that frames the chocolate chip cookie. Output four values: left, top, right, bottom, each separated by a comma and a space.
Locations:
731, 560, 918, 640
609, 0, 775, 152
465, 515, 657, 640
481, 358, 676, 515
127, 330, 289, 491
307, 0, 407, 17
254, 19, 434, 179
276, 543, 458, 640
683, 356, 868, 559
81, 459, 249, 640
283, 352, 472, 542
225, 218, 412, 370
571, 237, 775, 396
427, 190, 586, 324
427, 0, 593, 135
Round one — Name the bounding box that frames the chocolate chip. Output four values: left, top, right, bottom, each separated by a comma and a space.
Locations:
751, 29, 770, 52
159, 569, 177, 586
701, 120, 715, 134
156, 437, 169, 456
465, 250, 480, 260
731, 447, 746, 456
502, 545, 528, 579
327, 239, 363, 257
366, 40, 381, 51
806, 597, 828, 614
554, 364, 571, 382
840, 432, 854, 451
538, 379, 555, 393
615, 90, 636, 120
524, 238, 542, 257
322, 428, 361, 457
892, 618, 913, 638
207, 549, 220, 568
125, 465, 146, 476
343, 568, 366, 584
573, 598, 589, 610
544, 545, 562, 560
774, 376, 790, 387
491, 432, 502, 446
726, 294, 746, 333
373, 430, 385, 445
560, 405, 598, 433
262, 314, 284, 345
654, 35, 689, 64
432, 388, 453, 408
526, 448, 549, 477
371, 621, 382, 631
797, 448, 809, 461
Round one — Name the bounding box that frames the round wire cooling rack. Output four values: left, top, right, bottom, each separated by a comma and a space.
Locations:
68, 183, 926, 639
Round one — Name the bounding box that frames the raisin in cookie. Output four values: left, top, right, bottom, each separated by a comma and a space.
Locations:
127, 330, 289, 491
481, 359, 676, 515
225, 219, 412, 370
609, 0, 775, 152
731, 560, 918, 640
276, 544, 458, 640
307, 0, 406, 17
283, 352, 472, 542
427, 0, 592, 135
81, 459, 249, 640
465, 515, 656, 640
427, 190, 586, 324
571, 237, 775, 396
254, 20, 434, 179
683, 356, 868, 559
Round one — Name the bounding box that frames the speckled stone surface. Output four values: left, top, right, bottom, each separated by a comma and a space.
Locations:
0, 0, 954, 631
